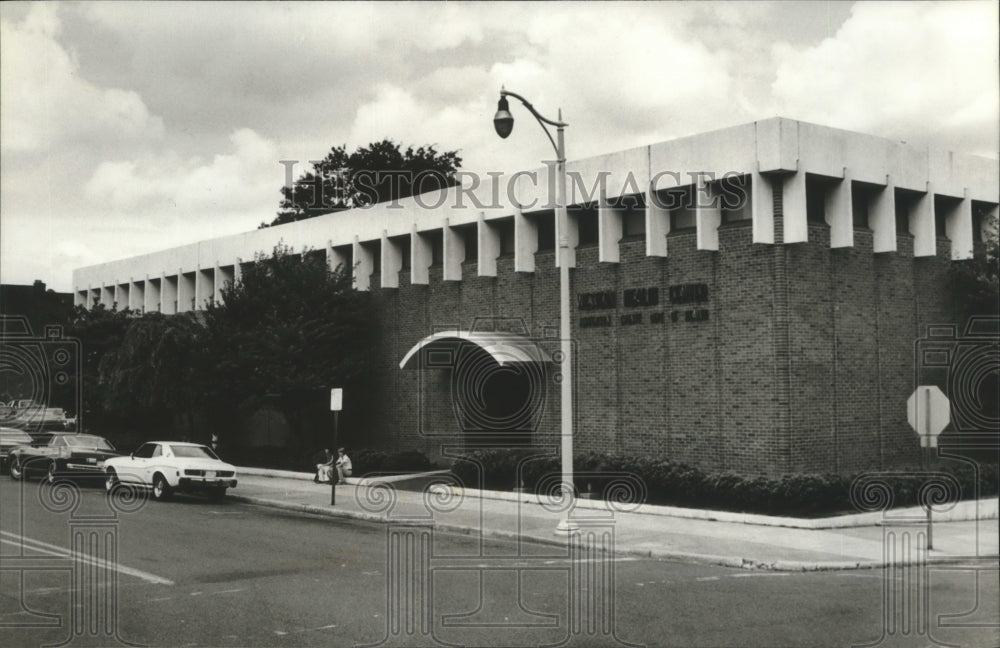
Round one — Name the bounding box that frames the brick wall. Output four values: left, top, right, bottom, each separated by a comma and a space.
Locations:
366, 184, 969, 476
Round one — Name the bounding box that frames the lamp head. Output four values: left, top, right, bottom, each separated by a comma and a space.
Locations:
493, 95, 514, 139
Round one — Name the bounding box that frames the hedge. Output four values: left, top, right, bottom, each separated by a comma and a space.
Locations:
450, 449, 999, 517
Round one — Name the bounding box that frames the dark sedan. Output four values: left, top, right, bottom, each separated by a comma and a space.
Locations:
8, 433, 120, 483
1, 427, 33, 473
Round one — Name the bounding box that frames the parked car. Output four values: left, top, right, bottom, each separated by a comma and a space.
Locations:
0, 427, 34, 473
9, 403, 77, 431
7, 433, 120, 483
104, 441, 238, 501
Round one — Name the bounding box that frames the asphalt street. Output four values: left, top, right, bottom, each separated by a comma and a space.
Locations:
1, 478, 997, 648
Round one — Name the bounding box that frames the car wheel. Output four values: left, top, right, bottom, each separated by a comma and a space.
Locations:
9, 458, 23, 480
152, 473, 172, 501
205, 486, 227, 500
105, 469, 118, 493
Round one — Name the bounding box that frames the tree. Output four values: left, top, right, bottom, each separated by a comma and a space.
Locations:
948, 215, 999, 321
266, 139, 462, 227
97, 312, 210, 442
203, 244, 377, 456
64, 303, 139, 434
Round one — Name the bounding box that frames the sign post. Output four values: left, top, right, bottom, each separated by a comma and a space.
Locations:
906, 385, 950, 549
330, 388, 343, 506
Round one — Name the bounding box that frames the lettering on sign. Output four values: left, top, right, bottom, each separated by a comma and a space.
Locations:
650, 312, 665, 324
624, 287, 659, 308
620, 313, 642, 326
580, 315, 613, 328
577, 291, 616, 311
668, 283, 709, 304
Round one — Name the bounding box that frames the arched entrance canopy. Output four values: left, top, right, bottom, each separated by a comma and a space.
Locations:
398, 330, 552, 369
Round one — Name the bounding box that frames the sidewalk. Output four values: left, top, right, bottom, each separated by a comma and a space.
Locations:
229, 469, 999, 571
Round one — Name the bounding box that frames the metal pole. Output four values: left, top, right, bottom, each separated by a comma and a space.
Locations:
922, 387, 932, 548
330, 411, 339, 506
554, 115, 577, 535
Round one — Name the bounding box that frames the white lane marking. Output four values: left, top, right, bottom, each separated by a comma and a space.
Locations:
214, 588, 246, 594
696, 576, 720, 582
0, 531, 174, 586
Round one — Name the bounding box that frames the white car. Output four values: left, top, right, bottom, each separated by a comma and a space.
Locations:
104, 441, 237, 501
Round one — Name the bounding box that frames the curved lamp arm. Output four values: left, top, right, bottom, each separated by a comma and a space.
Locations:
496, 88, 568, 161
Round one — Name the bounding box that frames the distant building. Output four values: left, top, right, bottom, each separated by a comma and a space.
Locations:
72, 118, 999, 475
0, 280, 73, 334
0, 280, 75, 411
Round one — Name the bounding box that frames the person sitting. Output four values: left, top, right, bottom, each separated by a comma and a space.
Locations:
335, 447, 352, 483
315, 449, 335, 484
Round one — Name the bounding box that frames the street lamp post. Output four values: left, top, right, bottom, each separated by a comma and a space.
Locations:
494, 88, 576, 535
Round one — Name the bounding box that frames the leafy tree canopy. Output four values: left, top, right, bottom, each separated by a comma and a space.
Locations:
64, 303, 139, 425
265, 139, 461, 227
98, 312, 210, 424
203, 244, 377, 450
949, 215, 999, 320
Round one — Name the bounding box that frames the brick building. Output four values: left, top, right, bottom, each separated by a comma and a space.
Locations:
73, 118, 999, 475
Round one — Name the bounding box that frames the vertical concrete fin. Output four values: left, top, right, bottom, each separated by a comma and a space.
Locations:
161, 273, 176, 314
751, 170, 774, 244
410, 225, 431, 285
443, 219, 464, 281
826, 170, 853, 249
598, 192, 622, 263
380, 230, 401, 289
695, 178, 721, 251
514, 208, 537, 273
327, 240, 349, 274
911, 184, 936, 257
478, 212, 499, 277
212, 264, 222, 305
130, 278, 144, 311
352, 236, 373, 291
871, 176, 897, 253
646, 185, 669, 257
947, 191, 974, 260
783, 170, 808, 243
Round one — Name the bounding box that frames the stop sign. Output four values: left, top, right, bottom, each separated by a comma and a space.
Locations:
907, 386, 950, 447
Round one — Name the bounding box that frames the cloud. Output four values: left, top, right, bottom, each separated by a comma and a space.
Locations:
2, 2, 996, 293
0, 4, 164, 154
84, 128, 279, 216
771, 1, 999, 156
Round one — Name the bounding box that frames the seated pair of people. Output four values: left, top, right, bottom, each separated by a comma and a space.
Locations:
316, 448, 352, 484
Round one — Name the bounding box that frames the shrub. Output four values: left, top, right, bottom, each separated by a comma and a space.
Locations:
449, 449, 998, 517
351, 448, 433, 475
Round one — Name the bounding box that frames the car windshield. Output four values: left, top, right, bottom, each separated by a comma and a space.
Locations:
64, 435, 115, 451
170, 445, 219, 460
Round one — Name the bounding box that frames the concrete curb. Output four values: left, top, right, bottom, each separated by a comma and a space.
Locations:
228, 492, 997, 572
236, 466, 998, 529
236, 467, 450, 486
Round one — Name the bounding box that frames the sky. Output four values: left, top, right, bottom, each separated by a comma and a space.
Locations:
1, 1, 997, 292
